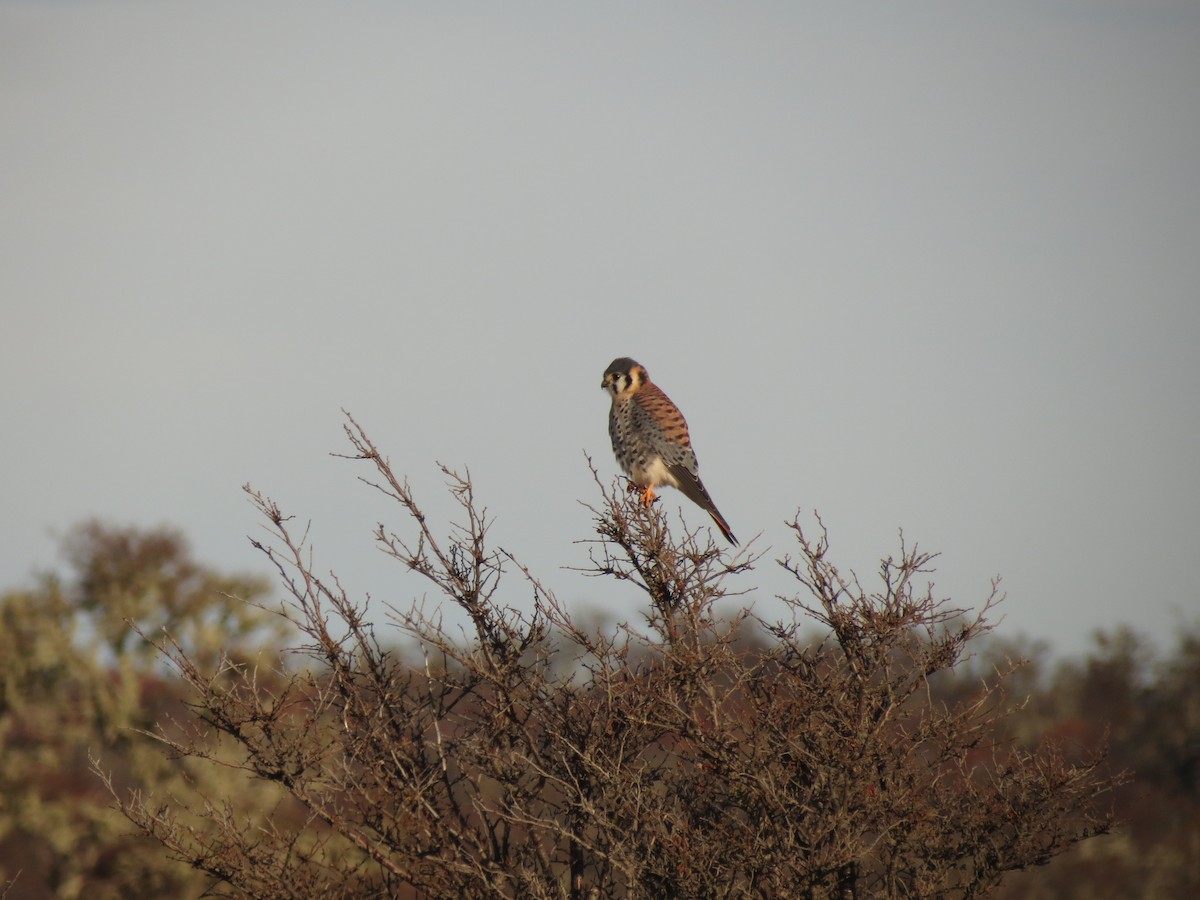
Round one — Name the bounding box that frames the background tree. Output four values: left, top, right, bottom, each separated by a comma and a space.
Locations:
0, 523, 289, 900
990, 625, 1200, 899
101, 415, 1124, 899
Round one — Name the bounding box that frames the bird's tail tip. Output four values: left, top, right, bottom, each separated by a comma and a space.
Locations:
711, 513, 738, 546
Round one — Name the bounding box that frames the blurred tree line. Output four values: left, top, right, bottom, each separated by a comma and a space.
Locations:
0, 522, 293, 898
0, 426, 1195, 897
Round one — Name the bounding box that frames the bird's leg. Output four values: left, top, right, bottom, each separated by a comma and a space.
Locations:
639, 485, 657, 506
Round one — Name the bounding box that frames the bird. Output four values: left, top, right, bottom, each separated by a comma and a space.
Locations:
600, 357, 738, 545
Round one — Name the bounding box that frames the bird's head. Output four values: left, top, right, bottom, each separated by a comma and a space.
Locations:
601, 357, 646, 397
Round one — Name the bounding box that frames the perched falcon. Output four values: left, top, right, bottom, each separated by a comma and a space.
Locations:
601, 357, 738, 545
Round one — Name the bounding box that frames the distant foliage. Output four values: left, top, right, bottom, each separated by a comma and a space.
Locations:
0, 522, 286, 900
987, 627, 1200, 899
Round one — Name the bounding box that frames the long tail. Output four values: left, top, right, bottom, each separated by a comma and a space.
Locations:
672, 466, 739, 546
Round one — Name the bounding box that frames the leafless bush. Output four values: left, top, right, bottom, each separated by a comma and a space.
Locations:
105, 414, 1122, 898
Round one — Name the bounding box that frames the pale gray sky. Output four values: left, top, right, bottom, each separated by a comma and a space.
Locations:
3, 1, 1198, 657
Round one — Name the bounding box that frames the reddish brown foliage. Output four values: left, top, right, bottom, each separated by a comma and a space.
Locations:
105, 415, 1122, 899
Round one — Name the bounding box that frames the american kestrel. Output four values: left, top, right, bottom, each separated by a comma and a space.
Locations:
601, 357, 738, 546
